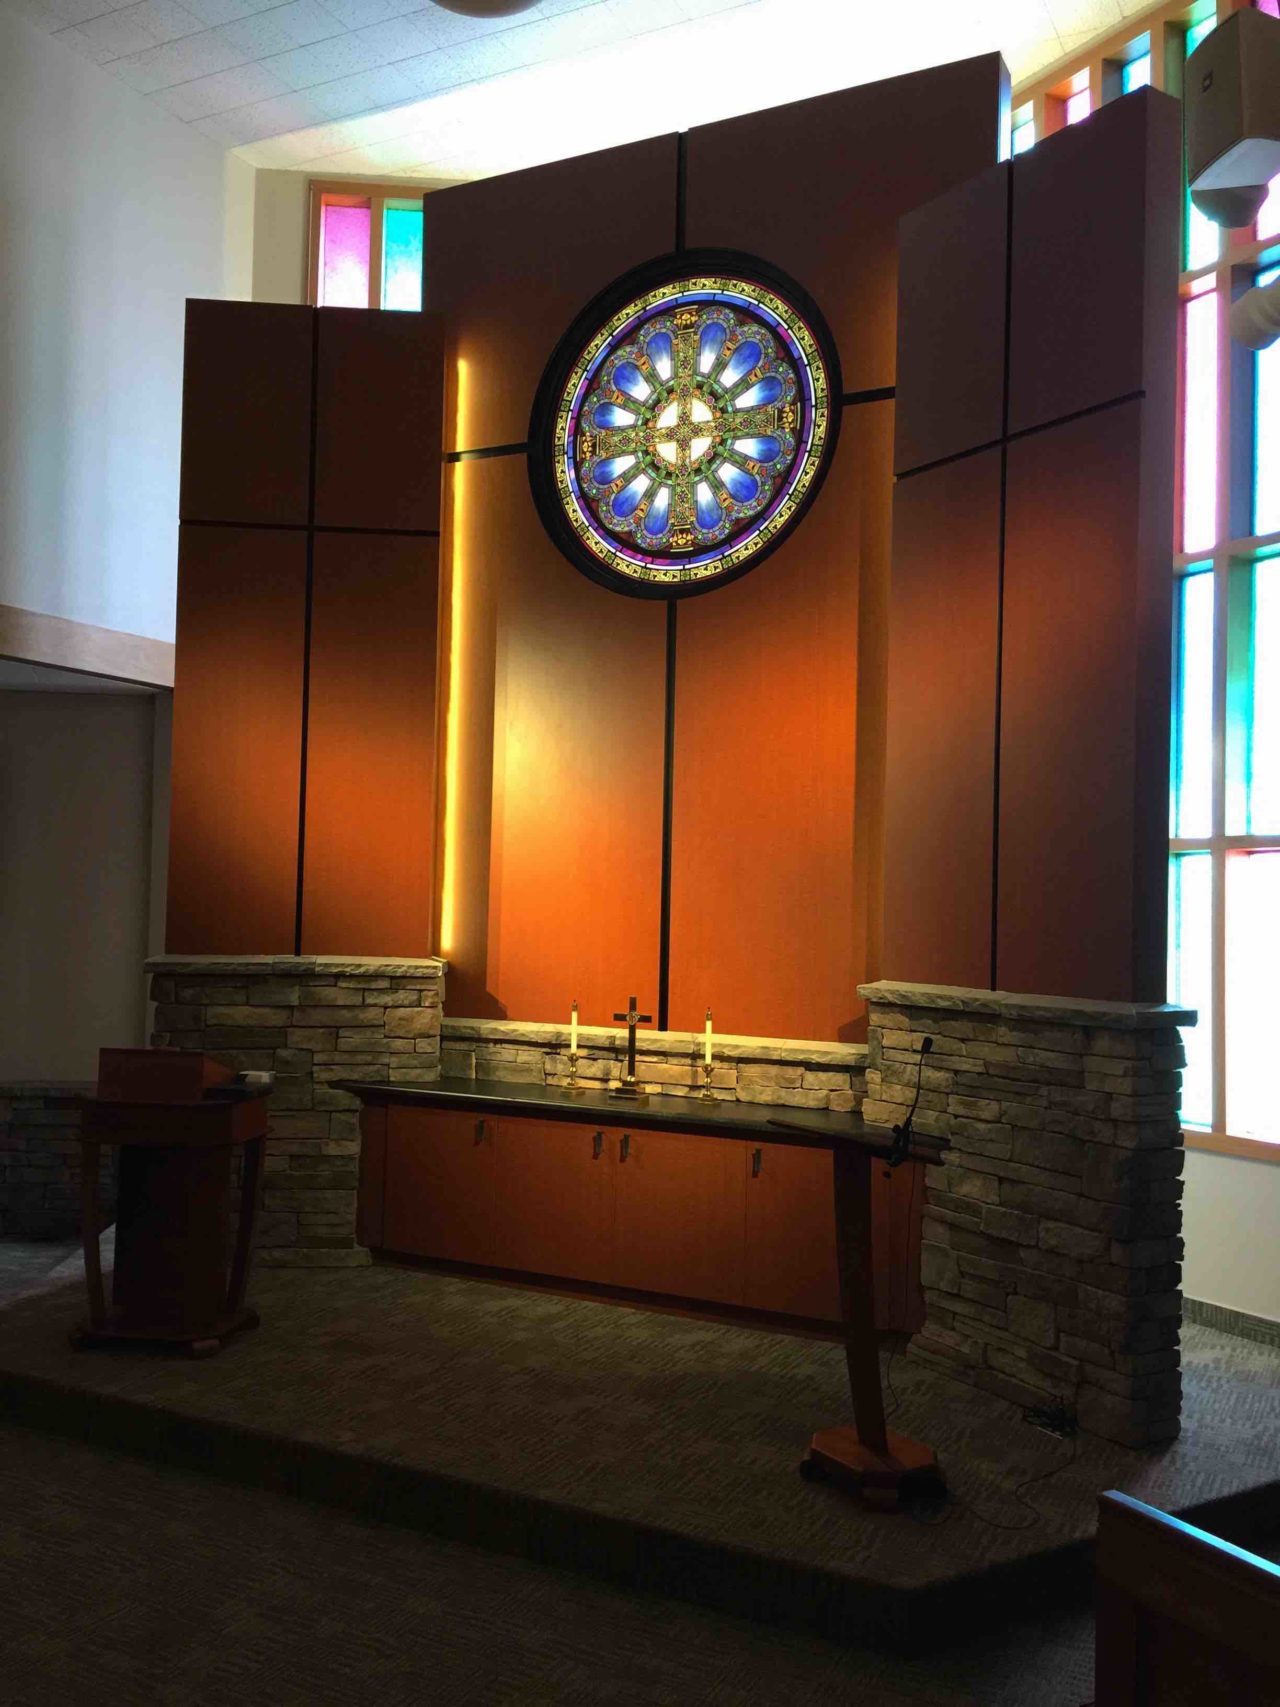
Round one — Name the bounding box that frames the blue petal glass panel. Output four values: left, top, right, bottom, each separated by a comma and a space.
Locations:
593, 454, 636, 485
718, 340, 762, 391
734, 375, 784, 409
612, 473, 649, 519
698, 321, 727, 374
643, 485, 671, 536
612, 361, 650, 402
695, 481, 722, 529
593, 403, 636, 429
646, 332, 673, 380
717, 462, 758, 503
734, 436, 782, 464
381, 205, 423, 311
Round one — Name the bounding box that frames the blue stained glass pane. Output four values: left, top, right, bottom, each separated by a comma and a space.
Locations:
1186, 15, 1213, 54
695, 481, 722, 529
698, 321, 727, 374
593, 454, 636, 485
593, 402, 636, 429
734, 436, 782, 464
612, 361, 650, 402
1255, 268, 1280, 538
380, 205, 423, 311
734, 375, 783, 409
719, 339, 762, 390
1011, 121, 1035, 156
717, 462, 758, 503
1122, 53, 1151, 94
1172, 570, 1214, 837
646, 332, 673, 380
644, 485, 671, 536
611, 473, 649, 519
1168, 852, 1213, 1128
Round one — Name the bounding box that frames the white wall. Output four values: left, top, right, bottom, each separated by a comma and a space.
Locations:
1183, 1149, 1280, 1326
0, 692, 157, 1082
0, 9, 253, 645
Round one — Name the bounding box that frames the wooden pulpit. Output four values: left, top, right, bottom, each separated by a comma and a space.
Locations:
72, 1049, 270, 1356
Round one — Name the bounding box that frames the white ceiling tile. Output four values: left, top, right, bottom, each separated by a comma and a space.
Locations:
7, 0, 127, 26
57, 9, 160, 61
149, 56, 294, 117
214, 0, 344, 59
178, 0, 276, 21
267, 32, 386, 89
111, 29, 249, 89
306, 61, 417, 117
116, 0, 205, 43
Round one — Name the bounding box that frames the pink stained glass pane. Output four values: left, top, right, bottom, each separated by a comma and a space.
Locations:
1226, 851, 1280, 1141
319, 203, 371, 309
1181, 291, 1218, 555
1065, 89, 1091, 125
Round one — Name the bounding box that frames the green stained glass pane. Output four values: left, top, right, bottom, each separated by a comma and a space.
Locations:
1184, 17, 1219, 269
1172, 569, 1214, 837
1182, 290, 1218, 554
1168, 852, 1213, 1128
381, 206, 423, 312
1226, 851, 1280, 1140
1122, 54, 1151, 94
1228, 557, 1280, 835
1255, 268, 1280, 538
1011, 120, 1035, 156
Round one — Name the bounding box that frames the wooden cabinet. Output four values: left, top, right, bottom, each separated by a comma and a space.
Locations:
382, 1106, 495, 1267
491, 1119, 614, 1285
743, 1142, 842, 1323
612, 1127, 746, 1307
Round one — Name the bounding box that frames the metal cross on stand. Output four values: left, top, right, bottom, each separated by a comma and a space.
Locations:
609, 994, 652, 1102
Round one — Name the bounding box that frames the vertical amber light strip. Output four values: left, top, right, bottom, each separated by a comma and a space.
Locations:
439, 358, 468, 956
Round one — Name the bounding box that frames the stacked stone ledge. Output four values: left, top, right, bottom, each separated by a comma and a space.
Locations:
146, 955, 445, 1268
0, 1086, 112, 1239
858, 980, 1193, 1450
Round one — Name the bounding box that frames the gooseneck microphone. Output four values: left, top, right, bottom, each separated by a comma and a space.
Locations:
889, 1035, 933, 1167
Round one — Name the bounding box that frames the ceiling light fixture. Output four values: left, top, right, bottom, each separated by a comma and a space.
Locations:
431, 0, 541, 15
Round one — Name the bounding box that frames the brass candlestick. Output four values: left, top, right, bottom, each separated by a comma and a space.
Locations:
700, 1058, 717, 1102
565, 1049, 587, 1095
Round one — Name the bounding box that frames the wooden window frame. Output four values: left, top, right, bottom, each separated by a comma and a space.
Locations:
1017, 0, 1280, 1163
307, 180, 428, 311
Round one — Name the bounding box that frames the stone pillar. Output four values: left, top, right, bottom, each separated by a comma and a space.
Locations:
146, 956, 446, 1268
858, 980, 1193, 1448
0, 1087, 108, 1239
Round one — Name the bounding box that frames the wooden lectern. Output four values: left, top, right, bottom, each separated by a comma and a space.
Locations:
72, 1049, 270, 1356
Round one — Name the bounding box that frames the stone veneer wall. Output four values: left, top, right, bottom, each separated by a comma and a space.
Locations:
0, 1085, 112, 1239
147, 956, 446, 1268
859, 980, 1192, 1448
440, 1019, 867, 1113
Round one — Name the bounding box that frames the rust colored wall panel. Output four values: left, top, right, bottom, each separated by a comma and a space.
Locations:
166, 526, 306, 953
425, 135, 678, 452
998, 401, 1172, 1001
882, 449, 1002, 988
442, 454, 667, 1025
301, 534, 439, 957
668, 431, 862, 1042
180, 301, 312, 526
1008, 88, 1181, 436
314, 309, 445, 532
686, 56, 1006, 394
895, 165, 1010, 474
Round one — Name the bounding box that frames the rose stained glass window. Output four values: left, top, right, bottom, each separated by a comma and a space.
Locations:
530, 256, 839, 597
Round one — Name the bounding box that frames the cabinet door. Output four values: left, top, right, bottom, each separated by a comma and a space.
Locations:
491, 1119, 614, 1285
743, 1142, 842, 1323
382, 1106, 495, 1266
612, 1128, 746, 1306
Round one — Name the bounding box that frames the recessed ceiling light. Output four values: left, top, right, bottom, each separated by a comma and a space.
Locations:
431, 0, 541, 15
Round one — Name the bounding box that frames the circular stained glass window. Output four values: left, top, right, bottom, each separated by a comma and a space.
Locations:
529, 251, 841, 598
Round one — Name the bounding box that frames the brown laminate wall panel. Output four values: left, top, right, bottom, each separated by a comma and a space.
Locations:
685, 55, 1007, 394
998, 401, 1171, 1001
180, 301, 313, 526
443, 454, 667, 1025
425, 135, 679, 452
1007, 88, 1182, 436
667, 431, 862, 1042
314, 309, 445, 532
894, 165, 1010, 474
166, 526, 306, 953
301, 534, 439, 957
881, 449, 1003, 988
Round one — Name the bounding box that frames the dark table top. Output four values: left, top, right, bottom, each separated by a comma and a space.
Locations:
334, 1076, 946, 1164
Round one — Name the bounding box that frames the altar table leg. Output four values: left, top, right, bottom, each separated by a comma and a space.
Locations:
802, 1145, 941, 1510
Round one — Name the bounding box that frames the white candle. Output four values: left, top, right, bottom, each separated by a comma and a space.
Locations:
704, 1008, 713, 1066
570, 1000, 579, 1054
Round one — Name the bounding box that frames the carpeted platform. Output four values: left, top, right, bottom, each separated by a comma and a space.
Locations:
1, 1260, 1277, 1650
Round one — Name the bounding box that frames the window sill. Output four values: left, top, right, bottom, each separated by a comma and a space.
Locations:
1184, 1129, 1280, 1164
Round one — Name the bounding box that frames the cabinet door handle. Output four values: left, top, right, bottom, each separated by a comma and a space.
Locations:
620, 1132, 630, 1162
752, 1147, 762, 1179
474, 1118, 487, 1145
592, 1130, 603, 1160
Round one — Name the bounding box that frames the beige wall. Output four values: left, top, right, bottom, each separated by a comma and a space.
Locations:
1183, 1149, 1280, 1326
0, 693, 158, 1082
252, 169, 311, 305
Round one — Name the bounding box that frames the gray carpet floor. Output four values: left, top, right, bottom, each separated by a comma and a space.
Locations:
0, 1421, 1097, 1707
